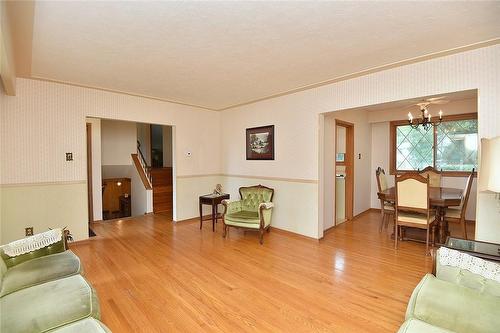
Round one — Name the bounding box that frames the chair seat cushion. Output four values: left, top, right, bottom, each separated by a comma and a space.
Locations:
48, 318, 111, 333
0, 275, 100, 333
398, 212, 435, 225
225, 210, 259, 224
398, 318, 454, 333
0, 250, 81, 297
445, 207, 462, 219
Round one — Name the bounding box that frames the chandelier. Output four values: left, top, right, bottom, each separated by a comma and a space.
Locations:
408, 103, 443, 131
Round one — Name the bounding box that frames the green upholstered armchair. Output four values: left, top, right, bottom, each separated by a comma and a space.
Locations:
222, 185, 274, 244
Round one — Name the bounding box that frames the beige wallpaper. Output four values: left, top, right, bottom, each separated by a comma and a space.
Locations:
0, 78, 222, 185
220, 44, 500, 240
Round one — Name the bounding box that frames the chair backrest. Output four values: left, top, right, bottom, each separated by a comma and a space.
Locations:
458, 168, 475, 219
419, 166, 441, 187
376, 167, 388, 192
396, 173, 429, 211
239, 185, 274, 212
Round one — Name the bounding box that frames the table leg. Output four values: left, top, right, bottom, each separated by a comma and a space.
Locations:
437, 207, 448, 244
212, 204, 216, 232
199, 202, 203, 230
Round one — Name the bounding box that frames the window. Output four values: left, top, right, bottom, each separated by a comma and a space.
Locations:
391, 114, 477, 175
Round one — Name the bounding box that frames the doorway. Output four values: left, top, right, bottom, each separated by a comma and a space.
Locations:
334, 119, 354, 225
148, 124, 173, 217
86, 123, 95, 237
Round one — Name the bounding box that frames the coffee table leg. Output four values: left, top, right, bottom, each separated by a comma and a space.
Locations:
212, 204, 216, 232
199, 202, 203, 230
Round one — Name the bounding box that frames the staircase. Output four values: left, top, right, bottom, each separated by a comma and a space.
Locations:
132, 141, 172, 217
150, 167, 173, 216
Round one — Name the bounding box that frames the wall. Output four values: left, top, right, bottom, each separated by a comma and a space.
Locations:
0, 78, 221, 242
101, 119, 136, 166
86, 117, 102, 221
136, 123, 151, 165
0, 1, 16, 95
221, 44, 500, 241
336, 126, 346, 154
163, 125, 173, 167
369, 98, 478, 221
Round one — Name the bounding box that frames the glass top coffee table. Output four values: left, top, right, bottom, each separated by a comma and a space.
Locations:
446, 237, 500, 262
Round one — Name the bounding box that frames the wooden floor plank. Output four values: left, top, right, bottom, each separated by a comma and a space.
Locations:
71, 212, 472, 332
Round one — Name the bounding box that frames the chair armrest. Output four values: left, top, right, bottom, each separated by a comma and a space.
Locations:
259, 202, 274, 210
222, 199, 242, 215
258, 202, 274, 228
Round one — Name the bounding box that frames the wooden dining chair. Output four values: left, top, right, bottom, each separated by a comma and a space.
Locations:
375, 167, 395, 232
419, 166, 442, 187
445, 168, 475, 240
395, 173, 437, 254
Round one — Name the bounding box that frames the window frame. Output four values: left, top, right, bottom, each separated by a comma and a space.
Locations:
389, 113, 478, 177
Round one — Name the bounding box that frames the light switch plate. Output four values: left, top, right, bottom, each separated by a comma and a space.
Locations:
66, 152, 73, 161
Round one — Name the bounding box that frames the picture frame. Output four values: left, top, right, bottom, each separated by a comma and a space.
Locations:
246, 125, 275, 160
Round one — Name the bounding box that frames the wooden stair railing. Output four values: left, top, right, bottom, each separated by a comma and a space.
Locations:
132, 142, 152, 190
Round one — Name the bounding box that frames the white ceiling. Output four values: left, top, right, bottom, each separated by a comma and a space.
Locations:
27, 1, 500, 110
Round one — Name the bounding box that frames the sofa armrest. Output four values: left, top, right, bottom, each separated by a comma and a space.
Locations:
406, 273, 500, 333
222, 199, 242, 215
0, 239, 67, 269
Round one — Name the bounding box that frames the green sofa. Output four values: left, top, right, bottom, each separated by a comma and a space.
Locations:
0, 235, 111, 333
398, 247, 500, 333
222, 185, 274, 244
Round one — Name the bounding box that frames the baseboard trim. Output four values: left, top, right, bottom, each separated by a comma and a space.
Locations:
269, 226, 319, 242
352, 208, 378, 221
322, 208, 376, 235
175, 214, 216, 223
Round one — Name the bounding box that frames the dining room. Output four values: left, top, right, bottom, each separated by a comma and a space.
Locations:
322, 89, 478, 252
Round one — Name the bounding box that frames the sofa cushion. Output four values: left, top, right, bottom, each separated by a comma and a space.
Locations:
0, 250, 81, 297
406, 274, 500, 333
48, 318, 111, 333
225, 210, 259, 224
0, 275, 100, 333
398, 318, 455, 333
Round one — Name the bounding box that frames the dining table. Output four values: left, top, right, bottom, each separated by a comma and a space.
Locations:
377, 186, 463, 245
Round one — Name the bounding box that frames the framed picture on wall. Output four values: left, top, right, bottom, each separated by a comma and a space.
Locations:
246, 125, 275, 160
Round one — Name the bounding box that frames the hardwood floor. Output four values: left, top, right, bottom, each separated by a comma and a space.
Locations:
71, 211, 466, 332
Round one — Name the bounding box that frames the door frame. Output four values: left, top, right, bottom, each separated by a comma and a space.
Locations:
334, 119, 354, 225
86, 123, 94, 223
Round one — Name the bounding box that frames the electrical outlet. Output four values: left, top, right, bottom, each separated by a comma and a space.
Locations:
66, 152, 73, 161
25, 227, 34, 236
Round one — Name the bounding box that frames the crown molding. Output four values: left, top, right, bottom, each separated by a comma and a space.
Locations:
21, 38, 500, 111
217, 38, 500, 111
23, 75, 219, 112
